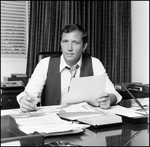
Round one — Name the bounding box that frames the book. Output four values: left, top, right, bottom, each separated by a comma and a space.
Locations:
57, 102, 122, 126
11, 73, 27, 78
77, 113, 122, 126
58, 112, 122, 126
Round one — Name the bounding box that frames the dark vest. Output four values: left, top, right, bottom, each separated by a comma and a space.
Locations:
41, 53, 93, 106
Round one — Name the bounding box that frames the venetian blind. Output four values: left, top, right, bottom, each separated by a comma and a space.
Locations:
1, 1, 29, 57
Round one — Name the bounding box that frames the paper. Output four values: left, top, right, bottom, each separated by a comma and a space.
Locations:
18, 123, 88, 134
66, 102, 148, 118
14, 111, 89, 135
128, 98, 149, 115
15, 113, 69, 126
99, 105, 147, 118
1, 109, 21, 116
60, 102, 107, 113
65, 74, 107, 106
1, 141, 21, 146
59, 101, 145, 118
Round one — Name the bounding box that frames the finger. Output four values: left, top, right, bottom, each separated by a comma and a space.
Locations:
97, 97, 109, 103
99, 103, 109, 109
20, 102, 36, 111
23, 95, 39, 107
20, 106, 30, 112
98, 98, 111, 109
88, 100, 99, 107
25, 94, 40, 105
25, 95, 33, 103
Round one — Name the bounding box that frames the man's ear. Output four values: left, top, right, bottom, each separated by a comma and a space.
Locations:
83, 43, 88, 52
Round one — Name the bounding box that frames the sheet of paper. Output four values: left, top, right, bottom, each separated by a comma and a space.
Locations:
128, 98, 149, 115
1, 141, 21, 146
98, 105, 146, 118
61, 102, 106, 113
65, 74, 107, 105
15, 113, 70, 126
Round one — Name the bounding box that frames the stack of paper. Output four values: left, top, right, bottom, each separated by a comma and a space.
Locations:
13, 112, 90, 136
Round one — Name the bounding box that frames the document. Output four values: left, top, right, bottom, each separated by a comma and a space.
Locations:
100, 105, 148, 118
65, 73, 107, 106
128, 98, 149, 115
13, 111, 89, 135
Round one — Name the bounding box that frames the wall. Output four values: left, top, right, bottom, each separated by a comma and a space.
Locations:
1, 1, 149, 84
1, 57, 27, 81
131, 1, 149, 84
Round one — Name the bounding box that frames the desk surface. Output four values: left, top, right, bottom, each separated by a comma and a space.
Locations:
1, 98, 149, 146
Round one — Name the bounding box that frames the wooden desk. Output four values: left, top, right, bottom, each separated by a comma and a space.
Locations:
1, 98, 149, 146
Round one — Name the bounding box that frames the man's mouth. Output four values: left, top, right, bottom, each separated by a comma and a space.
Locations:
66, 53, 74, 56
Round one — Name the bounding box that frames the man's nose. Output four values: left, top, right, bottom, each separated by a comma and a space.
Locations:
67, 43, 73, 51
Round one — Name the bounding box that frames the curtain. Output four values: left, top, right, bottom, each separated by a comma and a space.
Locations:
27, 1, 131, 83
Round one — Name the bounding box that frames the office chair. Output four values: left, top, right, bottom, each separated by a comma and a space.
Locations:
37, 51, 62, 63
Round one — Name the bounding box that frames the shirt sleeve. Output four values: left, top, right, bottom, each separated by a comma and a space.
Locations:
16, 57, 50, 104
91, 57, 122, 104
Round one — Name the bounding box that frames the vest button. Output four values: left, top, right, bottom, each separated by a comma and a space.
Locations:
57, 100, 60, 104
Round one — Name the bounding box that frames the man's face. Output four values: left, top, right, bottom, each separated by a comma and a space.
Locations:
60, 31, 87, 67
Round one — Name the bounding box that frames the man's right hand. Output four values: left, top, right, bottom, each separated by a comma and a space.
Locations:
19, 94, 39, 112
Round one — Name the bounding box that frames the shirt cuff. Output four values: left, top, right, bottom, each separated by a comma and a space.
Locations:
16, 91, 26, 104
115, 91, 122, 104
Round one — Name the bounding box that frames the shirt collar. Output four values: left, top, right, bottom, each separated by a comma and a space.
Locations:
60, 54, 82, 72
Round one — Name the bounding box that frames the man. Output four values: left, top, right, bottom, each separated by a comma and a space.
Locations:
17, 24, 122, 112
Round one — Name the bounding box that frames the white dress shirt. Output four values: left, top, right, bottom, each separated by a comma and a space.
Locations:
17, 54, 122, 104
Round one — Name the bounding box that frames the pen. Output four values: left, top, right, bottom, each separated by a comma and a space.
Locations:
121, 84, 148, 115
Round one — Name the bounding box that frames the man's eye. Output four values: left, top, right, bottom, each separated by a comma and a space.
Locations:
62, 40, 68, 43
73, 41, 80, 45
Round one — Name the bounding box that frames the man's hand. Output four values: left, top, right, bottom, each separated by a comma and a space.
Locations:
96, 92, 111, 109
19, 92, 40, 112
87, 92, 110, 109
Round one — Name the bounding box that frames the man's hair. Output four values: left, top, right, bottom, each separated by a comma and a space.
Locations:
60, 24, 88, 45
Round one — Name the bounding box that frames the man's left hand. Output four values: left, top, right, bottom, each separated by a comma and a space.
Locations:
96, 92, 111, 109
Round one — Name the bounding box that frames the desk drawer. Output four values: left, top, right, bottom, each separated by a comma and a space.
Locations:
1, 95, 20, 109
1, 86, 24, 109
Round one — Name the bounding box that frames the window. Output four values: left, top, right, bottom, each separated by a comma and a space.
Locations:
1, 1, 29, 58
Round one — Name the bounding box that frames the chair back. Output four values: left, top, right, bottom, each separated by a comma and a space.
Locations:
37, 51, 62, 63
